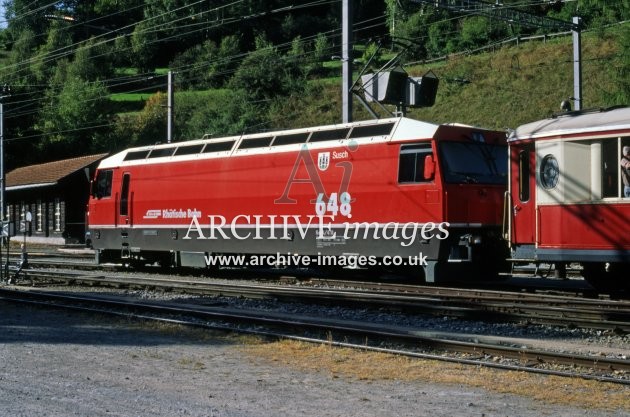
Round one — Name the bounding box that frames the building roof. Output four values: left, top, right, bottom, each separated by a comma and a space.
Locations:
6, 153, 108, 191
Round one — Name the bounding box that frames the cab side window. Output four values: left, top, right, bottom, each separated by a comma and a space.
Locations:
398, 144, 433, 183
94, 170, 113, 198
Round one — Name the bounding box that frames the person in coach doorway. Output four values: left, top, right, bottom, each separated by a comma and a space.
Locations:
622, 146, 630, 198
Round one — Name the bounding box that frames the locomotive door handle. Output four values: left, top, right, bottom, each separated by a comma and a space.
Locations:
513, 205, 522, 215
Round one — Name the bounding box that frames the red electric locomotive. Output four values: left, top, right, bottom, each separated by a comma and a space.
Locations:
87, 117, 508, 282
506, 106, 630, 290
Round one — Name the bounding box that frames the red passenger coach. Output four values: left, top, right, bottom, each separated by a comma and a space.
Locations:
87, 117, 508, 282
506, 106, 630, 290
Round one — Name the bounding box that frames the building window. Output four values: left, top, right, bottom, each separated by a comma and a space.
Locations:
6, 205, 12, 235
54, 198, 61, 232
36, 200, 43, 232
20, 202, 25, 232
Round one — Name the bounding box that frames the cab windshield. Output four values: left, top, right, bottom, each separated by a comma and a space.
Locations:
439, 141, 507, 185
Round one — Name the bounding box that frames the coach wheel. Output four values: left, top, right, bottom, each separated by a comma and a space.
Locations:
582, 262, 627, 292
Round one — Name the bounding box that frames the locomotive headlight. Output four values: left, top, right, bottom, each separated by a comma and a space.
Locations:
463, 234, 482, 245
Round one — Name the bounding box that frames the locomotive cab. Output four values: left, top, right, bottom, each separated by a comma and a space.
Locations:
428, 127, 510, 281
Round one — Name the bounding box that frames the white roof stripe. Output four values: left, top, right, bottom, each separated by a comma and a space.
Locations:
509, 106, 630, 141
98, 117, 440, 169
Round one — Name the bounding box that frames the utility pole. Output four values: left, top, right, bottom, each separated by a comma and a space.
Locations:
0, 85, 9, 283
342, 0, 353, 123
572, 16, 582, 110
167, 71, 174, 143
411, 0, 583, 109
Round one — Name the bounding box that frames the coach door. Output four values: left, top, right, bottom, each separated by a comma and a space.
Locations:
511, 144, 536, 245
118, 172, 132, 226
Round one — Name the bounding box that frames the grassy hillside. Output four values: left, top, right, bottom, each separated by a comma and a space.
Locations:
406, 31, 623, 129
4, 27, 623, 140
275, 28, 625, 132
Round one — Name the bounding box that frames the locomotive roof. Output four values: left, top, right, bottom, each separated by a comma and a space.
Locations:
99, 117, 493, 169
509, 106, 630, 141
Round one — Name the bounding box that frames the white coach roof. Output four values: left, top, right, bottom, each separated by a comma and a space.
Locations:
509, 106, 630, 141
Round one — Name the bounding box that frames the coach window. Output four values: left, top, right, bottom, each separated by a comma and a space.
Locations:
602, 139, 619, 198
398, 144, 434, 183
93, 170, 113, 199
519, 150, 530, 202
622, 137, 630, 198
602, 137, 630, 198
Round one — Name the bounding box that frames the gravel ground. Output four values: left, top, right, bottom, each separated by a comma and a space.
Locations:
1, 301, 628, 417
124, 286, 630, 358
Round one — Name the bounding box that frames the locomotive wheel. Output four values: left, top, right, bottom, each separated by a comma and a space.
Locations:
581, 262, 628, 292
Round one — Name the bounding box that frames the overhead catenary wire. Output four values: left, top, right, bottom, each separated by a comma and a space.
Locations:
0, 1, 627, 143
1, 2, 380, 120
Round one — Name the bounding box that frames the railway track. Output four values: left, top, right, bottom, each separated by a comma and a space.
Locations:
6, 249, 620, 296
0, 287, 627, 385
7, 267, 630, 333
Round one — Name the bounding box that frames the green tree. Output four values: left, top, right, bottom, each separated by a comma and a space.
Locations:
107, 92, 167, 150
4, 0, 55, 35
212, 35, 241, 86
608, 25, 630, 106
547, 0, 629, 28
112, 34, 132, 68
131, 92, 167, 146
361, 42, 382, 68
131, 20, 158, 73
458, 16, 492, 51
69, 38, 115, 81
31, 20, 73, 83
312, 32, 329, 63
0, 29, 40, 160
307, 32, 330, 76
0, 28, 37, 84
230, 37, 304, 101
204, 89, 264, 136
170, 40, 219, 90
288, 35, 304, 63
427, 18, 456, 57
37, 59, 113, 158
91, 0, 145, 29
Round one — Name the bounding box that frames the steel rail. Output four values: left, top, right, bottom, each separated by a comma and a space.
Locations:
9, 269, 630, 332
307, 278, 629, 308
0, 288, 628, 385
